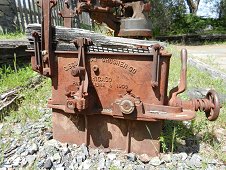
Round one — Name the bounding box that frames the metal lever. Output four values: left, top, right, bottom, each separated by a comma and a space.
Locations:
169, 49, 187, 104
151, 44, 161, 87
32, 31, 42, 72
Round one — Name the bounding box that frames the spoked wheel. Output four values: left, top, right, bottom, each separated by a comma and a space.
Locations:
205, 90, 220, 121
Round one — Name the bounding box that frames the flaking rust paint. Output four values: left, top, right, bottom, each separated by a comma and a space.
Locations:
47, 50, 170, 156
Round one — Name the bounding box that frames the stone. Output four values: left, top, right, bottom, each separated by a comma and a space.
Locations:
98, 157, 106, 169
16, 144, 26, 154
55, 167, 65, 170
149, 156, 163, 166
222, 146, 226, 152
81, 143, 89, 157
134, 165, 145, 170
103, 148, 111, 153
76, 153, 86, 164
105, 158, 112, 168
126, 153, 137, 162
21, 159, 28, 167
0, 168, 7, 170
138, 154, 150, 163
206, 164, 216, 170
107, 153, 116, 161
12, 156, 21, 167
26, 155, 37, 165
99, 152, 105, 159
189, 154, 202, 168
208, 159, 218, 165
172, 154, 180, 162
37, 160, 45, 168
161, 154, 171, 163
123, 164, 133, 170
44, 159, 53, 169
82, 159, 92, 170
53, 153, 62, 164
62, 147, 70, 156
45, 139, 58, 147
90, 148, 99, 158
178, 152, 188, 161
1, 164, 13, 169
176, 163, 185, 170
38, 149, 47, 158
45, 132, 53, 140
28, 143, 39, 155
21, 151, 29, 157
112, 160, 121, 168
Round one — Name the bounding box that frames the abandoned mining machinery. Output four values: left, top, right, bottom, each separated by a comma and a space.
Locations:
26, 0, 221, 156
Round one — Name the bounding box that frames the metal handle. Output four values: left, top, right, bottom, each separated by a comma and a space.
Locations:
169, 49, 187, 103
205, 90, 220, 121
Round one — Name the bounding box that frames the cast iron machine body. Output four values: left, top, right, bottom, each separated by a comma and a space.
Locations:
27, 0, 221, 156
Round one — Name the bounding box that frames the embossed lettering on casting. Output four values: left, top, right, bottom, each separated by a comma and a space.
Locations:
63, 61, 78, 71
102, 58, 137, 74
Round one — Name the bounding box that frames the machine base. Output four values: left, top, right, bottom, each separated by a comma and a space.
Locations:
52, 109, 162, 156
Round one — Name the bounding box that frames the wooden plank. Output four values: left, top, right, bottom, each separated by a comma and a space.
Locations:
31, 0, 38, 23
0, 0, 10, 5
26, 24, 165, 51
36, 0, 41, 23
22, 0, 29, 25
52, 3, 58, 26
14, 0, 21, 30
17, 0, 25, 32
59, 0, 64, 26
27, 0, 34, 23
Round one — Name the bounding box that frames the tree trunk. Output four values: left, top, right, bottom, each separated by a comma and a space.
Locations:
185, 0, 200, 14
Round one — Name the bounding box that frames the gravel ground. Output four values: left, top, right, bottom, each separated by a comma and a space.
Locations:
0, 108, 225, 170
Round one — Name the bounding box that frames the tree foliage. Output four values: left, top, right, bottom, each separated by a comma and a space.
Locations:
149, 0, 226, 36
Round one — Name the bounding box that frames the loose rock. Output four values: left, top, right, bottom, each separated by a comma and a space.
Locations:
138, 154, 150, 163
107, 153, 116, 161
28, 143, 39, 155
82, 159, 92, 170
149, 157, 163, 166
44, 159, 53, 169
126, 153, 137, 162
26, 155, 37, 166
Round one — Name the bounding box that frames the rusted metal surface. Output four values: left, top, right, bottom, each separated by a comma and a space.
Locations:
58, 0, 76, 28
27, 0, 221, 156
76, 0, 152, 38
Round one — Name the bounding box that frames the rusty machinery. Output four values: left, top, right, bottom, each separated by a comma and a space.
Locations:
58, 0, 152, 37
27, 0, 221, 156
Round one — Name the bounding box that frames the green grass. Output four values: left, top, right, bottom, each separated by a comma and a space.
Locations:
0, 32, 25, 40
4, 78, 51, 123
0, 64, 51, 123
161, 45, 226, 162
0, 65, 36, 93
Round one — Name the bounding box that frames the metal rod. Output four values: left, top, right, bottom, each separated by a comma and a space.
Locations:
126, 120, 131, 153
84, 115, 88, 146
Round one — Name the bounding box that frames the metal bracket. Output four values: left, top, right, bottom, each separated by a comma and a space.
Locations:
151, 44, 161, 87
36, 0, 57, 77
32, 31, 42, 72
64, 38, 93, 112
58, 0, 77, 28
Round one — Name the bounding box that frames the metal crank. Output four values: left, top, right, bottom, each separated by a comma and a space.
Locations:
168, 49, 220, 121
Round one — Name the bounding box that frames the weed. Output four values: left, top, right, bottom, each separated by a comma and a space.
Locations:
0, 65, 36, 93
0, 32, 25, 40
4, 78, 51, 123
110, 165, 120, 170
